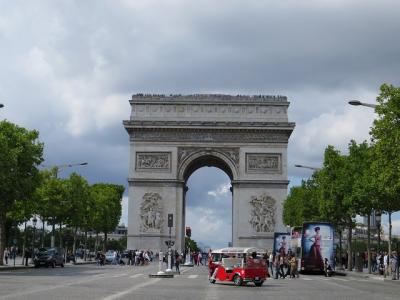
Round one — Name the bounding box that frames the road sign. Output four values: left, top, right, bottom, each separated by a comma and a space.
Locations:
165, 241, 175, 247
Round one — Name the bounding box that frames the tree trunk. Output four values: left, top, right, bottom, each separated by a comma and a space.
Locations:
41, 217, 45, 248
51, 223, 55, 248
367, 214, 371, 274
84, 230, 88, 261
103, 232, 108, 252
0, 211, 6, 266
347, 225, 353, 271
59, 222, 63, 248
72, 227, 77, 258
22, 221, 27, 265
388, 211, 392, 260
338, 229, 343, 270
95, 232, 98, 252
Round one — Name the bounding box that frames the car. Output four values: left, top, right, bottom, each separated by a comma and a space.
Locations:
33, 247, 65, 268
105, 250, 116, 264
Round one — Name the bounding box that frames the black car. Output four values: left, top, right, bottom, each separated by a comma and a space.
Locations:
33, 247, 65, 268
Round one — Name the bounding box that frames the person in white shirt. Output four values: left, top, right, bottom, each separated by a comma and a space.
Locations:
383, 252, 389, 277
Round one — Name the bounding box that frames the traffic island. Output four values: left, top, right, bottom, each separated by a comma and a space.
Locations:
149, 272, 174, 278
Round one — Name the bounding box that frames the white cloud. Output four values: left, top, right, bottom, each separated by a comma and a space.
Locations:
186, 207, 231, 249
207, 183, 231, 198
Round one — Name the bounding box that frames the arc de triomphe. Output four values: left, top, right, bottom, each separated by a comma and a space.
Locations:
123, 94, 295, 252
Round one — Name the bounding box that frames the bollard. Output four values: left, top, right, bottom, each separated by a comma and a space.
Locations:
166, 248, 173, 273
157, 251, 165, 275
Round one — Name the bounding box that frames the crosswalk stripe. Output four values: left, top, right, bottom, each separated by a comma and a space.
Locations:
188, 275, 198, 279
130, 273, 144, 278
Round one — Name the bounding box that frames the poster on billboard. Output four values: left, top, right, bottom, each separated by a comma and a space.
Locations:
273, 232, 291, 256
301, 222, 334, 271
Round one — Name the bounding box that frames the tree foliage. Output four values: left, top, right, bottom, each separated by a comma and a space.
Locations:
0, 120, 43, 265
283, 177, 321, 226
91, 183, 124, 251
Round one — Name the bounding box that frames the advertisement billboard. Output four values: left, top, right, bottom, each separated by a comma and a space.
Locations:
273, 232, 291, 256
301, 222, 334, 272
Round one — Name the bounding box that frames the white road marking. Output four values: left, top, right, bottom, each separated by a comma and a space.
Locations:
301, 277, 313, 280
188, 275, 198, 279
102, 278, 161, 300
332, 277, 348, 281
129, 273, 144, 278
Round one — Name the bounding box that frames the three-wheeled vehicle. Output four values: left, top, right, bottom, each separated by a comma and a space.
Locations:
208, 247, 268, 286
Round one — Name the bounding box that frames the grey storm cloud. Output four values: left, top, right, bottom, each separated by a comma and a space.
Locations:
1, 0, 400, 247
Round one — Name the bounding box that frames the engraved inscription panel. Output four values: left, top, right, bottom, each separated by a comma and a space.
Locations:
136, 152, 171, 172
246, 153, 281, 174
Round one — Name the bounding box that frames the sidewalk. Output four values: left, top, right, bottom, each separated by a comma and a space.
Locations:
336, 267, 400, 282
0, 257, 95, 271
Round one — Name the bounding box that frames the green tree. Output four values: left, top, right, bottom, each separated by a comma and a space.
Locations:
65, 173, 91, 256
35, 169, 68, 247
283, 176, 321, 226
317, 145, 356, 270
370, 84, 400, 257
347, 141, 378, 273
91, 184, 124, 251
0, 121, 43, 265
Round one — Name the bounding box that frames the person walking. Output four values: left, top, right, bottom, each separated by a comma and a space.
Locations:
290, 255, 299, 278
175, 253, 181, 274
269, 251, 274, 277
390, 251, 398, 280
4, 247, 10, 265
383, 252, 389, 278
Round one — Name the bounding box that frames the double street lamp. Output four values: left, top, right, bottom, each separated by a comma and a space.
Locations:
348, 100, 377, 109
294, 164, 321, 171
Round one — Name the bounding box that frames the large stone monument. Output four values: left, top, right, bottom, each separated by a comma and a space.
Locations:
123, 94, 295, 252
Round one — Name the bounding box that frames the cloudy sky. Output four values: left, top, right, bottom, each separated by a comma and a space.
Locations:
1, 0, 399, 249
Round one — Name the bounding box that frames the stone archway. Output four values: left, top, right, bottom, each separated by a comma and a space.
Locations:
123, 94, 295, 252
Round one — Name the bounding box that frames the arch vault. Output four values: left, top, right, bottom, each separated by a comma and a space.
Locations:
123, 94, 295, 252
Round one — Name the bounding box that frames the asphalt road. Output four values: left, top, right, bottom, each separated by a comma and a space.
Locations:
0, 263, 399, 300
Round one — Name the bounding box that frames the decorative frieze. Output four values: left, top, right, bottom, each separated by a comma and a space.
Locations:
130, 129, 291, 144
246, 153, 282, 174
249, 193, 276, 233
136, 152, 171, 172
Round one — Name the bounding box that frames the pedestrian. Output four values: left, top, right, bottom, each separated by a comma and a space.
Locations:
175, 253, 181, 274
383, 252, 389, 277
279, 254, 286, 278
198, 252, 203, 265
269, 251, 274, 277
4, 247, 9, 265
290, 255, 299, 278
390, 251, 398, 280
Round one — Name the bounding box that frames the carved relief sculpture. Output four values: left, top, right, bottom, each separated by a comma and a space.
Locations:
249, 193, 276, 233
246, 153, 281, 173
140, 192, 164, 232
136, 152, 170, 171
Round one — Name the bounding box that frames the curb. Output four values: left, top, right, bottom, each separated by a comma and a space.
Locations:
0, 265, 34, 271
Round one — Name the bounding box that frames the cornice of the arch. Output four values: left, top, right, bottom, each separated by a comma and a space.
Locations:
177, 147, 239, 181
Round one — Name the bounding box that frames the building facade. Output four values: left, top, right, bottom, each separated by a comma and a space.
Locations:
123, 94, 295, 252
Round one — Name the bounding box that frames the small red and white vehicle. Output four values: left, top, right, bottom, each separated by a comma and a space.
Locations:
208, 247, 268, 286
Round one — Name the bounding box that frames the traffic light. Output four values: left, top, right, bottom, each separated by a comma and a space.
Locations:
185, 226, 191, 237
